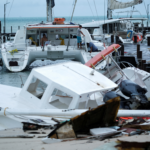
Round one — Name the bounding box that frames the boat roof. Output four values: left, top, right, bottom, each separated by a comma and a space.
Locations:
26, 22, 79, 30
82, 18, 148, 28
33, 62, 117, 95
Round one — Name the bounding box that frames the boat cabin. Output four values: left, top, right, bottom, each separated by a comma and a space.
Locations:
13, 23, 79, 49
82, 18, 147, 41
19, 62, 117, 109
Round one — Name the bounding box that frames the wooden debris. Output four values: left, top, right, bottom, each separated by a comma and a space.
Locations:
0, 135, 35, 138
48, 97, 120, 139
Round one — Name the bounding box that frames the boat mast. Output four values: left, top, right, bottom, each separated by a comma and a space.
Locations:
47, 0, 55, 22
107, 0, 112, 19
70, 0, 77, 22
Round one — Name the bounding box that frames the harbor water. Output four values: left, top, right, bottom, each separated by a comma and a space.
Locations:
0, 16, 150, 88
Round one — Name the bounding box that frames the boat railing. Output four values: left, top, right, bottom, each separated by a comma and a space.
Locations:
118, 61, 134, 68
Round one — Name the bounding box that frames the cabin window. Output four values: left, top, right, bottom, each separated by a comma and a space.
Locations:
27, 77, 48, 99
49, 88, 73, 109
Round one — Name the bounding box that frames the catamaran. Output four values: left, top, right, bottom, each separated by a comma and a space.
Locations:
82, 0, 147, 44
0, 0, 105, 72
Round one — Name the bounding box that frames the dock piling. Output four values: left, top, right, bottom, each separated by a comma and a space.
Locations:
111, 35, 114, 43
118, 44, 124, 56
148, 36, 150, 46
137, 44, 140, 58
0, 21, 1, 48
116, 36, 119, 44
134, 36, 137, 43
11, 26, 12, 34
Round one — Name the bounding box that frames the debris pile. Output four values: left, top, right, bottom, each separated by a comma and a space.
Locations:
41, 97, 150, 149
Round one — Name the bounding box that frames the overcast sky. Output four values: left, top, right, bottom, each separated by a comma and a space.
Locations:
0, 0, 150, 18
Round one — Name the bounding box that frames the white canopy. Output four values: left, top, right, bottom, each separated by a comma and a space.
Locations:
82, 18, 147, 28
108, 0, 143, 10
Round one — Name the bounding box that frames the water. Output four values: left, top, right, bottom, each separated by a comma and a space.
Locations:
124, 42, 150, 62
0, 15, 149, 33
0, 16, 150, 88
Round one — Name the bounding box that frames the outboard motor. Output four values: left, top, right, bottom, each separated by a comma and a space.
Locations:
103, 91, 130, 109
119, 80, 150, 109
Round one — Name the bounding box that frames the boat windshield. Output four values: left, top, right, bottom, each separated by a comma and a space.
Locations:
49, 88, 73, 109
26, 27, 78, 47
27, 77, 48, 99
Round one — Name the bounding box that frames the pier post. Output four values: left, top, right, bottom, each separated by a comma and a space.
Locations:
134, 36, 137, 43
137, 44, 142, 68
18, 26, 20, 30
143, 30, 146, 38
148, 36, 150, 46
11, 26, 12, 34
142, 60, 146, 71
0, 21, 1, 48
3, 26, 6, 43
116, 36, 119, 44
137, 44, 140, 58
111, 35, 114, 43
119, 44, 124, 56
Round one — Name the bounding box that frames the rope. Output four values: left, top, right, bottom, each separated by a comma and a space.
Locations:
87, 0, 94, 17
93, 0, 99, 20
8, 0, 15, 18
143, 0, 148, 16
4, 107, 8, 116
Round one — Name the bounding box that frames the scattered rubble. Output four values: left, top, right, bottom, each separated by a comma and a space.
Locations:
1, 97, 150, 150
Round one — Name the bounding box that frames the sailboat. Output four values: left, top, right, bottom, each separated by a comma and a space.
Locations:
82, 0, 146, 44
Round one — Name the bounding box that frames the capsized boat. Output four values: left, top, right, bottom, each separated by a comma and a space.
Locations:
0, 61, 117, 130
85, 45, 150, 109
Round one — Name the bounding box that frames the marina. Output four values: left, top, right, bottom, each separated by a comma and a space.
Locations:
1, 0, 150, 150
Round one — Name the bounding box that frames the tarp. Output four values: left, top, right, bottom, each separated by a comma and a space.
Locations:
46, 0, 55, 8
108, 0, 143, 10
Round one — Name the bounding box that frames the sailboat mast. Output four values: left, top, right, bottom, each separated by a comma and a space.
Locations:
70, 0, 77, 22
47, 0, 52, 22
107, 0, 112, 19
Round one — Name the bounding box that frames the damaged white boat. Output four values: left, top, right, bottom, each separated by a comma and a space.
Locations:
0, 61, 117, 130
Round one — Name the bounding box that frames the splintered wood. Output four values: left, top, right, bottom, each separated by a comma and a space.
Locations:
48, 97, 120, 139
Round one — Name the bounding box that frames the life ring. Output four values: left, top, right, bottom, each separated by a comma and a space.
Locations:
132, 35, 143, 43
53, 18, 65, 25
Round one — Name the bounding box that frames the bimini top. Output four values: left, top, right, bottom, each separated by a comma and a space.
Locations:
26, 22, 79, 30
33, 62, 117, 95
82, 18, 148, 28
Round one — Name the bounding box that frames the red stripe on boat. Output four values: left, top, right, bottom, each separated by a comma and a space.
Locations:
85, 44, 120, 68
